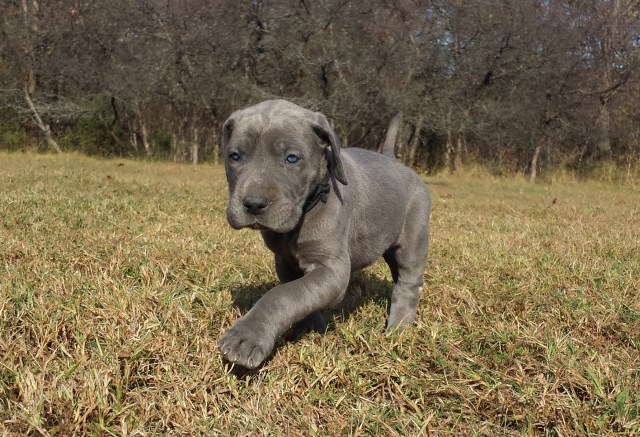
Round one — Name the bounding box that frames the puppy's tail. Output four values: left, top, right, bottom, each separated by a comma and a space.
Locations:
381, 112, 402, 159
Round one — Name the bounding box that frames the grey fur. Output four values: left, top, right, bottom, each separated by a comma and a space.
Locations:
218, 100, 431, 369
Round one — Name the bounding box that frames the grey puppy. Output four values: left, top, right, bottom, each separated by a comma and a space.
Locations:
218, 100, 431, 369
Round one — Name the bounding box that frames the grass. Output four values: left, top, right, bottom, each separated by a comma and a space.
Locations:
1, 152, 639, 436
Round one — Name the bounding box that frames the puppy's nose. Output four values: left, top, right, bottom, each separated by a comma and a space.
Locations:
242, 194, 269, 215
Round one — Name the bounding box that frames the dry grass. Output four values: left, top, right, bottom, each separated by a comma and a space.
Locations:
1, 152, 639, 436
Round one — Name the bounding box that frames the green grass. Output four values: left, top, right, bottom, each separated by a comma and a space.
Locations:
1, 152, 639, 435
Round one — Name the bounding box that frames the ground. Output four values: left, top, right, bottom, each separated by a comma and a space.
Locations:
1, 152, 639, 435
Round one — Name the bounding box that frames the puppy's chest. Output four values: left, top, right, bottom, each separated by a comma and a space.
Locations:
261, 230, 300, 258
260, 231, 327, 267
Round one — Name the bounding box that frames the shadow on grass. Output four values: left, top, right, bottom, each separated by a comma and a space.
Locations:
223, 271, 394, 375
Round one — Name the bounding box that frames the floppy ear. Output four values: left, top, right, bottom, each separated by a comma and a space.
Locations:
221, 117, 234, 151
312, 113, 348, 185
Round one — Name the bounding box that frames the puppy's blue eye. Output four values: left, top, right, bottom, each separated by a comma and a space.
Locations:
229, 152, 241, 161
286, 154, 301, 164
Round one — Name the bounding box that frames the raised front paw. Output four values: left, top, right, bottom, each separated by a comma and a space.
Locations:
218, 319, 274, 369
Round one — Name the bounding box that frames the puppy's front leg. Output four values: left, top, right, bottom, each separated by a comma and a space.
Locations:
218, 263, 349, 369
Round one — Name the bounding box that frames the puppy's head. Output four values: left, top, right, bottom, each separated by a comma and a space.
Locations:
221, 100, 347, 233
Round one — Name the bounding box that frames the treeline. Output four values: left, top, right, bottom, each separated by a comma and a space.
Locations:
1, 0, 639, 179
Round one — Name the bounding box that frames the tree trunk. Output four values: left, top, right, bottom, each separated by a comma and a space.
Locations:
23, 85, 62, 154
406, 117, 423, 167
133, 100, 151, 156
21, 0, 61, 153
129, 126, 139, 153
529, 144, 542, 183
392, 119, 406, 159
211, 130, 220, 164
395, 121, 407, 161
140, 121, 151, 156
597, 98, 612, 157
191, 123, 199, 165
171, 133, 178, 163
454, 132, 464, 174
445, 128, 454, 172
596, 0, 622, 159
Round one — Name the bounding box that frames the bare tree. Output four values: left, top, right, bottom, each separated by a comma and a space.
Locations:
1, 0, 638, 174
1, 0, 63, 152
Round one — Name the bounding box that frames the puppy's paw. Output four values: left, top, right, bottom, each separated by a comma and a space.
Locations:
218, 321, 274, 369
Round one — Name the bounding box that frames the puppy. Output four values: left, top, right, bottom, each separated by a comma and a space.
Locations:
218, 100, 431, 369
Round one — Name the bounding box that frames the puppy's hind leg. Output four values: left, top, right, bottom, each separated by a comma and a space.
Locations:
385, 197, 431, 331
384, 252, 426, 330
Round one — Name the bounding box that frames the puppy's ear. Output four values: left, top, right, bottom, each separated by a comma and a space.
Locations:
312, 113, 348, 185
221, 117, 234, 151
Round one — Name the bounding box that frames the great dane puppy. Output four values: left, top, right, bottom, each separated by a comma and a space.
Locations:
218, 100, 431, 369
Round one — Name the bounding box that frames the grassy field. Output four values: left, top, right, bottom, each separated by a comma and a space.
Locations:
1, 152, 639, 436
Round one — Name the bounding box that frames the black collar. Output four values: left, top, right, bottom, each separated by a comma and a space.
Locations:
302, 171, 331, 214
